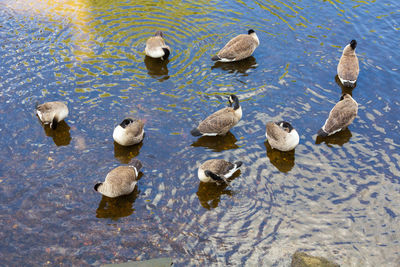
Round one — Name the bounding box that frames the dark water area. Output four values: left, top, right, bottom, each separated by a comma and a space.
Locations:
0, 0, 399, 266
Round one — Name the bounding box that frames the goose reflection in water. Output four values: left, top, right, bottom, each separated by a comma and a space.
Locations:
315, 127, 353, 147
114, 141, 143, 164
144, 56, 170, 81
196, 169, 241, 209
41, 120, 71, 146
96, 187, 139, 220
211, 56, 257, 75
264, 141, 295, 173
335, 75, 355, 96
196, 181, 235, 210
191, 131, 238, 152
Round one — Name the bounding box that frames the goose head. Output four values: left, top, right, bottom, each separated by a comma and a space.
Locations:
350, 39, 357, 50
277, 121, 294, 133
343, 39, 357, 55
120, 118, 135, 128
228, 94, 240, 110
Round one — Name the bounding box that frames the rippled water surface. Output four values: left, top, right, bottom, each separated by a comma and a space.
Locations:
1, 0, 400, 266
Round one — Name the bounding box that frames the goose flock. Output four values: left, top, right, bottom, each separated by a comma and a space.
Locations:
35, 29, 360, 198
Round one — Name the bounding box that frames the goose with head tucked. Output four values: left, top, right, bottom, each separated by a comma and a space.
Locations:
145, 31, 170, 60
318, 94, 358, 137
191, 94, 242, 137
36, 101, 68, 130
94, 159, 143, 198
113, 118, 144, 146
211, 29, 259, 62
337, 39, 359, 88
198, 159, 243, 184
266, 121, 299, 151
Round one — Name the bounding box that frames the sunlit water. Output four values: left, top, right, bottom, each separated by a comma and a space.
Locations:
1, 0, 399, 266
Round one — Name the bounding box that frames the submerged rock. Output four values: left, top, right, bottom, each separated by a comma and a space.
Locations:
291, 252, 339, 267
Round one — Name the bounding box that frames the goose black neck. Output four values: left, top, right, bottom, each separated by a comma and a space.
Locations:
350, 40, 357, 50
162, 48, 170, 60
232, 97, 240, 110
94, 183, 102, 191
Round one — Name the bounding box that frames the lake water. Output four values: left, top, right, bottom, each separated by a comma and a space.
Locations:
1, 0, 399, 266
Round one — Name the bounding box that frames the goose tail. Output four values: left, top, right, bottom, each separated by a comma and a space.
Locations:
339, 77, 356, 88
342, 81, 356, 88
191, 128, 203, 137
211, 55, 220, 61
234, 161, 243, 168
130, 159, 143, 171
317, 128, 329, 137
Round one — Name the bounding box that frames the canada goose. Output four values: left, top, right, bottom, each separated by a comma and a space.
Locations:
36, 101, 68, 130
191, 94, 242, 136
145, 31, 170, 60
317, 94, 358, 137
211, 29, 259, 62
337, 40, 359, 88
94, 159, 143, 198
113, 118, 144, 146
198, 159, 243, 184
266, 121, 299, 151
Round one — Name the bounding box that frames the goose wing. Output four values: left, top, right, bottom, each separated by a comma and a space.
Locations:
36, 103, 52, 113
218, 35, 256, 60
324, 99, 358, 133
337, 55, 359, 81
105, 166, 138, 196
203, 159, 234, 176
127, 120, 144, 136
197, 108, 237, 135
146, 36, 166, 49
266, 122, 283, 142
105, 166, 138, 184
36, 102, 57, 122
218, 160, 235, 174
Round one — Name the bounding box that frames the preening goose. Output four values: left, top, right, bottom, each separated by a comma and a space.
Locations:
212, 29, 259, 62
318, 94, 358, 137
145, 31, 170, 60
198, 159, 242, 184
266, 121, 299, 151
191, 94, 242, 137
337, 39, 359, 88
113, 118, 144, 146
36, 101, 68, 130
94, 159, 143, 198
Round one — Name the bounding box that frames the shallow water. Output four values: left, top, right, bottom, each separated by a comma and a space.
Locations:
1, 0, 400, 266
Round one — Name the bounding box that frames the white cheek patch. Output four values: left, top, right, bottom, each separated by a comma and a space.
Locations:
36, 110, 44, 121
